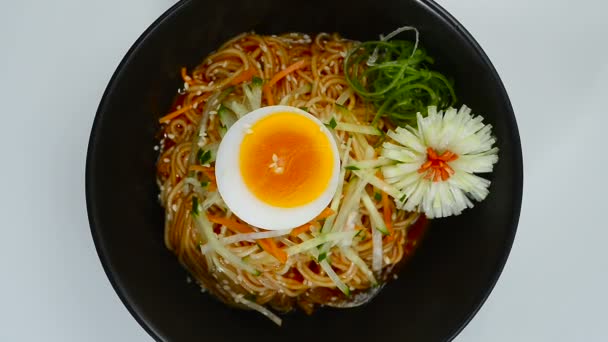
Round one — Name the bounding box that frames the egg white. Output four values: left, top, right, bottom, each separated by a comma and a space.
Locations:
215, 105, 340, 230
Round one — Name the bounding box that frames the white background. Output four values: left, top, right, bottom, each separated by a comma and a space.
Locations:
1, 0, 606, 341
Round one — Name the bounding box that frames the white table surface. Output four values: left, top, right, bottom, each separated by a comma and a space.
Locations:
1, 0, 606, 341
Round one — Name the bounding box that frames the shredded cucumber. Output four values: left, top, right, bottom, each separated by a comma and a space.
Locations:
234, 294, 282, 326
286, 231, 358, 256
330, 174, 370, 233
320, 259, 350, 296
341, 246, 377, 286
354, 171, 403, 202
346, 157, 394, 170
218, 105, 237, 129
335, 122, 382, 136
224, 99, 249, 118
361, 192, 389, 235
243, 77, 263, 111
192, 213, 260, 276
321, 138, 352, 234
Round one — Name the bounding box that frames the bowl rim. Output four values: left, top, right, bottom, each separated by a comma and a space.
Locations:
85, 0, 523, 340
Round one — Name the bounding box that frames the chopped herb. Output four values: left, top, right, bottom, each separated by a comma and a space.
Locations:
192, 197, 199, 215
374, 192, 382, 201
200, 181, 209, 187
252, 76, 263, 86
299, 106, 308, 112
244, 293, 257, 302
318, 252, 327, 262
325, 117, 337, 129
335, 103, 348, 111
197, 149, 212, 165
344, 165, 360, 170
399, 194, 406, 202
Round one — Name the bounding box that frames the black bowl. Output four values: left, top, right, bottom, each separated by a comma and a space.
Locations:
86, 0, 523, 341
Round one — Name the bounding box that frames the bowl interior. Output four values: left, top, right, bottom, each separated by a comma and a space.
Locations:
86, 0, 522, 341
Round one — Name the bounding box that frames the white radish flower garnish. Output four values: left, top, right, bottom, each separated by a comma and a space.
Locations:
380, 105, 498, 218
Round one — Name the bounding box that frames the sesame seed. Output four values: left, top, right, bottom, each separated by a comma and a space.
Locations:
153, 145, 159, 151
167, 134, 175, 139
172, 204, 178, 212
186, 276, 192, 283
192, 102, 198, 109
196, 91, 203, 96
208, 81, 215, 86
163, 158, 170, 163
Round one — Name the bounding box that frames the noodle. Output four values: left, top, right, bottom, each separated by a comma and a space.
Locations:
156, 32, 425, 317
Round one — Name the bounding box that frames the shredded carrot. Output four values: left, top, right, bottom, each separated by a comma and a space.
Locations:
289, 208, 335, 237
158, 106, 192, 124
188, 165, 210, 172
290, 224, 313, 237
381, 191, 394, 236
229, 67, 256, 86
418, 147, 459, 182
188, 165, 216, 190
188, 165, 215, 181
181, 67, 194, 85
263, 86, 275, 106
258, 239, 288, 264
206, 215, 287, 263
266, 59, 308, 89
158, 93, 211, 124
262, 59, 308, 105
207, 215, 252, 234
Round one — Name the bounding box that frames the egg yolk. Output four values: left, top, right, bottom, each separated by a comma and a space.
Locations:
239, 112, 334, 208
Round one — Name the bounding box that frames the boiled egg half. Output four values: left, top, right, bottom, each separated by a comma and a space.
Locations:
215, 105, 340, 230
